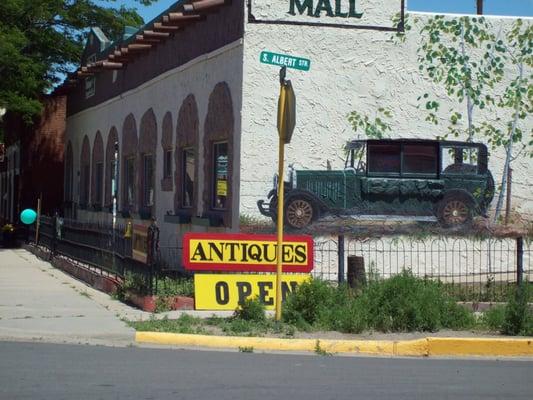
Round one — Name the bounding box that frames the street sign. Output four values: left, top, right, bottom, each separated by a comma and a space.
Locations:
277, 80, 296, 144
260, 51, 311, 71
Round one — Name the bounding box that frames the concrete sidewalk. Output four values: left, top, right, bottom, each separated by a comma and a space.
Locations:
0, 248, 139, 346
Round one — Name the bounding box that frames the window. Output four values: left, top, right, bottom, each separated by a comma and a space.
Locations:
85, 55, 96, 99
368, 143, 401, 174
65, 166, 73, 201
82, 165, 90, 206
95, 162, 103, 206
164, 149, 173, 179
212, 142, 228, 210
110, 160, 118, 200
441, 146, 479, 174
124, 157, 135, 208
402, 144, 438, 175
143, 154, 154, 207
182, 148, 195, 208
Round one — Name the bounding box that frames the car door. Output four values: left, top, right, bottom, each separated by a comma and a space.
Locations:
398, 143, 444, 215
360, 142, 402, 214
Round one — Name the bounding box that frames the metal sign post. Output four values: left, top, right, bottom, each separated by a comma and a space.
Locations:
275, 67, 296, 321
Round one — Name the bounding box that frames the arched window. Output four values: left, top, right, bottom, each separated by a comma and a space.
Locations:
121, 114, 138, 213
91, 131, 104, 209
105, 127, 119, 210
80, 136, 91, 209
203, 82, 234, 227
139, 108, 157, 218
175, 95, 199, 215
65, 141, 73, 202
161, 112, 173, 192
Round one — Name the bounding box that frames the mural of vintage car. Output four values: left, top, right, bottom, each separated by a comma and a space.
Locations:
257, 139, 495, 229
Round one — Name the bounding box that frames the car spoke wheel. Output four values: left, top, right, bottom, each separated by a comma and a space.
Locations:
441, 200, 469, 226
286, 199, 314, 229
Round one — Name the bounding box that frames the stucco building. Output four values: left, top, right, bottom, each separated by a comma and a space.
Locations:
61, 0, 532, 262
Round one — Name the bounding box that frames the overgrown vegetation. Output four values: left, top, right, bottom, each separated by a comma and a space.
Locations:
129, 275, 533, 338
283, 272, 475, 333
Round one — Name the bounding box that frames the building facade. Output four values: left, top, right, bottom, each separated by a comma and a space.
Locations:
62, 0, 532, 264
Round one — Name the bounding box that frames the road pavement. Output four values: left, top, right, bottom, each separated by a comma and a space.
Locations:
0, 248, 135, 345
1, 341, 532, 400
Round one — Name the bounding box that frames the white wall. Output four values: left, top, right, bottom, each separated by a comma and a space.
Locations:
65, 40, 244, 250
240, 6, 533, 220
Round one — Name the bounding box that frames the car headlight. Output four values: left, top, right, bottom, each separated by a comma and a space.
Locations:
289, 164, 296, 189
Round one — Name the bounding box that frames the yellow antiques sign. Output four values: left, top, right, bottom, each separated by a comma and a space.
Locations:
194, 274, 310, 310
183, 232, 314, 273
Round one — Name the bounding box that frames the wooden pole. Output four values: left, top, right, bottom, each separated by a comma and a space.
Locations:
477, 0, 483, 15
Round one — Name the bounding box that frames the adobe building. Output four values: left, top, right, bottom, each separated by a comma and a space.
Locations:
61, 0, 532, 262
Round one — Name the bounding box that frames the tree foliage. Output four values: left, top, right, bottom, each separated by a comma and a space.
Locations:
417, 15, 506, 141
0, 0, 156, 121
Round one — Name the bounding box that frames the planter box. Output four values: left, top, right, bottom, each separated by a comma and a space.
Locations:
126, 291, 194, 312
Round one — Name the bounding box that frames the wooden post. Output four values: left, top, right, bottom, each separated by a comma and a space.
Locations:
476, 0, 483, 15
347, 256, 366, 289
505, 167, 512, 225
338, 235, 345, 283
35, 197, 42, 245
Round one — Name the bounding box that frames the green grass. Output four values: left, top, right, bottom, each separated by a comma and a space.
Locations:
129, 314, 207, 335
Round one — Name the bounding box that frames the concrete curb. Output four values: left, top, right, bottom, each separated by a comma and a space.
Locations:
135, 332, 533, 357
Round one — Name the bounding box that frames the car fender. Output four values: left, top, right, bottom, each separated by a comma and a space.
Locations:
284, 189, 329, 213
441, 189, 478, 207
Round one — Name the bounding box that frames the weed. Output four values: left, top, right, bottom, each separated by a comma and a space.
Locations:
79, 291, 92, 299
155, 277, 194, 297
234, 297, 266, 322
128, 314, 207, 335
155, 297, 172, 313
501, 284, 533, 336
283, 273, 475, 334
314, 340, 332, 356
482, 305, 506, 331
238, 346, 254, 353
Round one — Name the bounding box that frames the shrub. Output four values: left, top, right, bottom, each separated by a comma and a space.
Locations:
234, 297, 266, 322
482, 305, 506, 331
358, 271, 474, 332
155, 276, 194, 297
282, 272, 475, 334
501, 283, 533, 336
282, 279, 339, 328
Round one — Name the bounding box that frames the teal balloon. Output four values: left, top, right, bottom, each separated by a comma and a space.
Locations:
20, 209, 37, 225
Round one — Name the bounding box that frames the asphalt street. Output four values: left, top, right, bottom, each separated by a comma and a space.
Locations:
1, 341, 532, 400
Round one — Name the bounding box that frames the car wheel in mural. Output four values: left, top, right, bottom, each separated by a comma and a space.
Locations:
258, 139, 495, 230
285, 196, 318, 229
437, 194, 473, 228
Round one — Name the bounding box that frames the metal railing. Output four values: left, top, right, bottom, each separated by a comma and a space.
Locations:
28, 216, 531, 301
313, 235, 531, 301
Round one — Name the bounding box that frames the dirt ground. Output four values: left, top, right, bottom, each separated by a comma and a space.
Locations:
241, 215, 531, 239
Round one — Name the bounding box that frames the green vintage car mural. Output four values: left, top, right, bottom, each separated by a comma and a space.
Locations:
258, 139, 495, 229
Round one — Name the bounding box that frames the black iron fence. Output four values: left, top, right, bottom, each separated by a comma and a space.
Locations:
28, 216, 179, 295
28, 215, 532, 301
314, 235, 532, 301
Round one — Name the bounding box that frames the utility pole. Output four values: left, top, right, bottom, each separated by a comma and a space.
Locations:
477, 0, 484, 15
